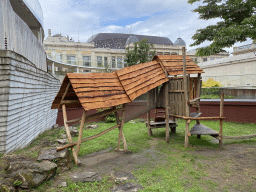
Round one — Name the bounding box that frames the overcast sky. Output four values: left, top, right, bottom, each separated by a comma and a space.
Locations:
38, 0, 252, 54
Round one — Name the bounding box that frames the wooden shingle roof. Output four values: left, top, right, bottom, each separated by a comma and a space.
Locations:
52, 55, 203, 111
153, 55, 204, 76
116, 60, 169, 101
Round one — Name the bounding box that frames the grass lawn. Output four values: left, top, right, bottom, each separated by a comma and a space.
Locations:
10, 119, 256, 192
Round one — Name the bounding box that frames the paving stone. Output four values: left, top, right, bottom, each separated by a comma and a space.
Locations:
86, 124, 99, 129
70, 172, 102, 182
111, 171, 136, 182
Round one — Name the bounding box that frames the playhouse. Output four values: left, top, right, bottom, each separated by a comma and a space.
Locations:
51, 48, 224, 164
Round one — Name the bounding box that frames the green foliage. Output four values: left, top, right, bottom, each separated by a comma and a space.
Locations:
13, 180, 23, 186
125, 38, 156, 66
201, 78, 222, 97
188, 0, 256, 56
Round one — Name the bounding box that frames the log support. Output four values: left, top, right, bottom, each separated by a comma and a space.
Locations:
165, 82, 170, 143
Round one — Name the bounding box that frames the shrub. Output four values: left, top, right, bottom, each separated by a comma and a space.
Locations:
202, 78, 222, 96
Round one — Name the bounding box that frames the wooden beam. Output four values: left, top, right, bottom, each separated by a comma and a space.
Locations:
165, 82, 170, 143
62, 104, 79, 164
61, 100, 80, 105
57, 124, 121, 151
58, 82, 71, 108
219, 92, 224, 148
85, 107, 124, 122
147, 92, 152, 136
196, 73, 201, 124
183, 117, 226, 120
76, 110, 87, 155
182, 47, 190, 148
66, 117, 81, 124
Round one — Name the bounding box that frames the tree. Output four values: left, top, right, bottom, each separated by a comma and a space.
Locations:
188, 0, 256, 56
125, 38, 156, 66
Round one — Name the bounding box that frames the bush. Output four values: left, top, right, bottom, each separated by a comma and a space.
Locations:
202, 78, 222, 96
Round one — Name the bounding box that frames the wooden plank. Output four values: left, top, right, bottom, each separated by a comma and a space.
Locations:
71, 82, 122, 88
121, 67, 164, 87
117, 64, 160, 81
165, 82, 170, 143
125, 69, 167, 92
70, 78, 120, 84
116, 60, 159, 76
183, 116, 226, 120
57, 124, 121, 151
76, 90, 125, 98
219, 92, 224, 148
129, 78, 168, 101
76, 111, 87, 155
147, 91, 152, 136
62, 104, 79, 164
67, 72, 117, 79
196, 73, 201, 124
61, 100, 80, 105
66, 117, 81, 124
84, 107, 123, 122
74, 86, 124, 92
79, 94, 129, 103
58, 82, 71, 108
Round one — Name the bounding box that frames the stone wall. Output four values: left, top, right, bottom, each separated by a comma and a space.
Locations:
0, 50, 61, 153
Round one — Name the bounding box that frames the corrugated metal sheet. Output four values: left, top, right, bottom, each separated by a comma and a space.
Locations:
153, 55, 204, 76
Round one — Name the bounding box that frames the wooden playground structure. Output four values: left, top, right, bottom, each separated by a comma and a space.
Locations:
52, 47, 225, 164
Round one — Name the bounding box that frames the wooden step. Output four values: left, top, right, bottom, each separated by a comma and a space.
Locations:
146, 120, 178, 129
190, 124, 219, 135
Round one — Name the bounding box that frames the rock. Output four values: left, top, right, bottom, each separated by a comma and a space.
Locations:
5, 160, 57, 189
56, 181, 67, 187
61, 133, 67, 139
129, 120, 136, 123
86, 124, 99, 129
37, 148, 73, 171
111, 171, 136, 182
56, 139, 68, 145
70, 172, 102, 182
52, 124, 59, 129
69, 127, 78, 137
112, 183, 143, 192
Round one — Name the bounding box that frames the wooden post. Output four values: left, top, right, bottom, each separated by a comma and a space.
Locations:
165, 82, 170, 143
76, 110, 87, 155
196, 73, 201, 139
182, 47, 190, 148
58, 82, 71, 109
147, 92, 152, 136
115, 105, 128, 151
62, 104, 79, 164
219, 92, 224, 148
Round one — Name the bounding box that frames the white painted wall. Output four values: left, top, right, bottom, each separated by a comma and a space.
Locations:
0, 0, 47, 71
0, 50, 61, 153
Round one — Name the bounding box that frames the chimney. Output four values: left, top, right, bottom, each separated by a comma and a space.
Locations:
67, 35, 69, 41
48, 29, 51, 37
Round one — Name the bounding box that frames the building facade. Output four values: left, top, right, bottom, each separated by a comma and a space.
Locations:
44, 30, 186, 72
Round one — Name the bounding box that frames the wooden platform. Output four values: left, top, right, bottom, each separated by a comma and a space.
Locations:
146, 120, 177, 129
190, 124, 219, 135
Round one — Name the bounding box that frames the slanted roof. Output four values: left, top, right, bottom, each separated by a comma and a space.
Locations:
52, 55, 203, 111
153, 55, 204, 76
116, 60, 169, 101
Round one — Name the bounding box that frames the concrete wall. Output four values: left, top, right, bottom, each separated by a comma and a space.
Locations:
199, 52, 256, 87
0, 0, 47, 71
0, 50, 61, 153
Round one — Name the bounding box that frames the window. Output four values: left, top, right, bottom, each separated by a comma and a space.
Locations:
56, 54, 62, 62
83, 56, 91, 67
157, 52, 163, 55
67, 55, 76, 64
171, 52, 177, 55
194, 58, 198, 61
117, 57, 122, 68
112, 57, 116, 68
47, 65, 52, 70
203, 58, 207, 62
97, 56, 102, 67
164, 52, 170, 55
104, 57, 108, 68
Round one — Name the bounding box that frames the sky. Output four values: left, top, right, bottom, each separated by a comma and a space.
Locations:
38, 0, 252, 54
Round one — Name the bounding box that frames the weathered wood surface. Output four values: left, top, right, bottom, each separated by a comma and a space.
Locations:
153, 55, 204, 76
116, 61, 168, 101
190, 124, 219, 135
146, 120, 177, 128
